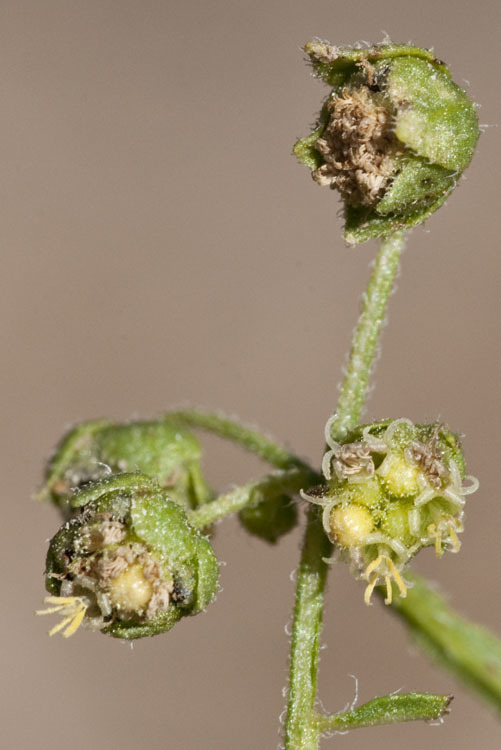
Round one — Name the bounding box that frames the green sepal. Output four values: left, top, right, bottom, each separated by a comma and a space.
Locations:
102, 607, 183, 640
376, 156, 456, 217
40, 418, 212, 515
130, 490, 219, 613
387, 57, 479, 172
239, 492, 298, 544
304, 41, 449, 87
293, 101, 330, 170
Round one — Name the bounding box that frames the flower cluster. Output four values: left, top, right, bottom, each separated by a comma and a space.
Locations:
303, 418, 478, 605
37, 473, 219, 639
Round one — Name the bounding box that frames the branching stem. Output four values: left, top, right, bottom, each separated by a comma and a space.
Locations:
284, 230, 406, 748
165, 409, 308, 471
189, 468, 313, 530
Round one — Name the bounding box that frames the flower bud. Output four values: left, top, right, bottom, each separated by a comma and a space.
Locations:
294, 41, 480, 244
303, 418, 478, 605
239, 489, 298, 544
38, 473, 219, 639
40, 418, 211, 515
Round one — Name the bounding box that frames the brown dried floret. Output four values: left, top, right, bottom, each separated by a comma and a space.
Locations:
405, 426, 449, 489
332, 441, 375, 481
313, 86, 399, 206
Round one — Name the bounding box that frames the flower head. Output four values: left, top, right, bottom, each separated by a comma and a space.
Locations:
39, 473, 219, 639
294, 41, 480, 244
303, 418, 478, 604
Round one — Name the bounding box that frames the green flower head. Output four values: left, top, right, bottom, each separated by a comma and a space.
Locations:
302, 418, 478, 605
40, 418, 212, 516
38, 474, 219, 639
294, 41, 480, 244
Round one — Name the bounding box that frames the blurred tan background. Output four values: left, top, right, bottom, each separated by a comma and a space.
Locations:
1, 1, 500, 748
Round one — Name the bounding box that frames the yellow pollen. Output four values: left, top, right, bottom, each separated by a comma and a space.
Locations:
108, 563, 154, 613
329, 504, 374, 547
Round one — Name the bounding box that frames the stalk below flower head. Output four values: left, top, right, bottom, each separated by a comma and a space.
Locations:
302, 418, 478, 605
38, 473, 219, 639
294, 41, 480, 244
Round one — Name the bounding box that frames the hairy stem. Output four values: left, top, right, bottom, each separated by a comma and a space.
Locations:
166, 409, 307, 471
188, 468, 313, 530
284, 508, 332, 749
284, 230, 406, 749
329, 229, 406, 440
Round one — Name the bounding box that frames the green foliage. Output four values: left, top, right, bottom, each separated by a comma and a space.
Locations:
316, 692, 452, 733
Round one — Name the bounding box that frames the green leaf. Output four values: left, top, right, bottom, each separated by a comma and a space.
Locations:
316, 692, 452, 733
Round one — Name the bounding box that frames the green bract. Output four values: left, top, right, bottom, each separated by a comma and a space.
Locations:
41, 473, 219, 639
303, 418, 478, 604
294, 41, 480, 244
40, 418, 212, 515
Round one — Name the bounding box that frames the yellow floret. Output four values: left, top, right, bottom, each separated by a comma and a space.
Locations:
379, 455, 420, 497
329, 503, 374, 547
108, 563, 154, 613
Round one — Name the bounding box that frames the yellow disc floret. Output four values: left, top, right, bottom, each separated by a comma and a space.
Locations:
378, 455, 420, 497
329, 503, 374, 547
108, 563, 154, 614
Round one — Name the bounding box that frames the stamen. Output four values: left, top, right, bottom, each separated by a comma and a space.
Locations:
384, 576, 393, 605
428, 523, 443, 557
364, 554, 383, 579
427, 515, 463, 557
448, 526, 460, 553
387, 559, 407, 598
362, 554, 407, 605
364, 574, 378, 606
36, 595, 88, 638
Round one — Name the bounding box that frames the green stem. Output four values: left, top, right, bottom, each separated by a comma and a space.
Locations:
189, 468, 313, 530
284, 230, 406, 749
328, 229, 406, 440
166, 409, 307, 471
314, 692, 452, 733
389, 573, 501, 714
284, 508, 332, 749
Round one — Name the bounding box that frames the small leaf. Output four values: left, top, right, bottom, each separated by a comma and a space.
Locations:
317, 692, 452, 733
